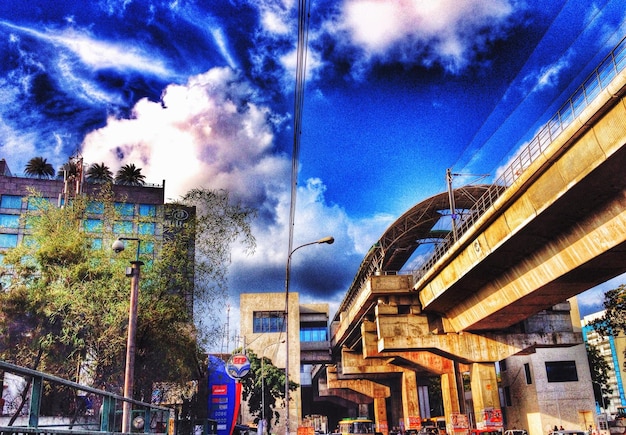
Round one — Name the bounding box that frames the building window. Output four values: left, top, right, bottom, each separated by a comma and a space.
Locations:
91, 238, 103, 250
27, 197, 51, 210
84, 219, 103, 233
0, 214, 19, 229
87, 201, 104, 214
138, 222, 156, 235
22, 235, 38, 248
115, 202, 135, 216
300, 327, 328, 342
1, 195, 22, 209
139, 204, 156, 217
253, 311, 285, 333
0, 234, 18, 248
499, 360, 507, 372
504, 386, 512, 407
113, 221, 133, 234
524, 363, 532, 384
545, 361, 578, 382
140, 241, 154, 254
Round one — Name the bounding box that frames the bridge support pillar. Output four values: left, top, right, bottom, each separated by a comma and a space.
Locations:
401, 369, 421, 431
469, 363, 501, 427
374, 397, 389, 435
440, 367, 462, 421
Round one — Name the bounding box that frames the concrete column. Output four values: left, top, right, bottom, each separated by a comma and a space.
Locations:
401, 370, 421, 430
374, 397, 389, 435
469, 363, 501, 427
440, 370, 461, 419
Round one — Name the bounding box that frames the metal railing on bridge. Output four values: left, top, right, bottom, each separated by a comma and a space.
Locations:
0, 360, 172, 435
411, 34, 626, 284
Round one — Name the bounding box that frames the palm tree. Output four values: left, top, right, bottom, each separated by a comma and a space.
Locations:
115, 163, 146, 186
24, 157, 55, 179
86, 163, 113, 184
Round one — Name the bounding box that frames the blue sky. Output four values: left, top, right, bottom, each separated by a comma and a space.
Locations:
1, 0, 624, 347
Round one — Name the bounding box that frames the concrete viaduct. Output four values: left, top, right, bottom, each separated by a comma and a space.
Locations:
319, 37, 626, 435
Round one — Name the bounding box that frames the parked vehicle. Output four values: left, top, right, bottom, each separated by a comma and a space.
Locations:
338, 418, 377, 435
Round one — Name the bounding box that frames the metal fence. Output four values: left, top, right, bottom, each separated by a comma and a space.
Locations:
0, 360, 172, 435
412, 34, 626, 284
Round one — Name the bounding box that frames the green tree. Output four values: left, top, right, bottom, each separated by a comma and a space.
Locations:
239, 349, 297, 434
586, 343, 613, 409
0, 185, 257, 420
589, 284, 626, 380
115, 163, 146, 185
86, 162, 114, 183
176, 188, 256, 349
0, 188, 196, 399
589, 284, 626, 336
24, 156, 55, 178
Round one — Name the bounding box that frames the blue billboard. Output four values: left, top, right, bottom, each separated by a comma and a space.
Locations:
207, 355, 241, 435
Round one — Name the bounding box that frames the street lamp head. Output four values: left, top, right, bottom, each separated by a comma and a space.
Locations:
317, 236, 334, 245
112, 239, 125, 254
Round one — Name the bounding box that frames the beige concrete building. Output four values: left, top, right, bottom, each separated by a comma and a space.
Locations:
499, 300, 596, 435
240, 292, 331, 435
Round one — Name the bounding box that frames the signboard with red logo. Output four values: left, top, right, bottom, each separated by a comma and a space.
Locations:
482, 408, 503, 428
226, 354, 251, 380
451, 413, 469, 431
407, 416, 421, 430
208, 356, 241, 435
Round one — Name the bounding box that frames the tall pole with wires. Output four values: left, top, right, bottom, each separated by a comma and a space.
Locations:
284, 1, 313, 435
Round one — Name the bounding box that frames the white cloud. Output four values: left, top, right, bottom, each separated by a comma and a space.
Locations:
53, 29, 171, 77
0, 21, 172, 78
80, 65, 380, 349
523, 57, 571, 94
333, 0, 517, 72
256, 0, 294, 36
81, 67, 289, 203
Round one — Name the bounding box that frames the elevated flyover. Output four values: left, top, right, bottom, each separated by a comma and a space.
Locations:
325, 36, 626, 432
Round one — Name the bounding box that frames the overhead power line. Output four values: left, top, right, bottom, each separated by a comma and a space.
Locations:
287, 0, 312, 259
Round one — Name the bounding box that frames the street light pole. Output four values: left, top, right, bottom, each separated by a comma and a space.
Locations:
284, 236, 334, 435
112, 237, 144, 434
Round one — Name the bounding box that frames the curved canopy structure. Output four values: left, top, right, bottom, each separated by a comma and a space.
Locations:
335, 184, 497, 321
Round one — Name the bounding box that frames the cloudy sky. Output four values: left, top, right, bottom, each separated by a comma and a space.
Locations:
1, 0, 625, 350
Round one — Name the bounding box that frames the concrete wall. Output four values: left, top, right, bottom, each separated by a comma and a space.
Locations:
500, 345, 595, 435
240, 292, 300, 435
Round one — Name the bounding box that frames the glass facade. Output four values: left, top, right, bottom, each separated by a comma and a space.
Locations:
139, 204, 156, 217
0, 233, 18, 248
84, 219, 103, 233
27, 197, 51, 210
1, 195, 22, 209
253, 311, 285, 333
138, 222, 156, 235
87, 201, 104, 214
0, 214, 20, 228
113, 221, 133, 234
300, 326, 328, 342
115, 202, 134, 216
